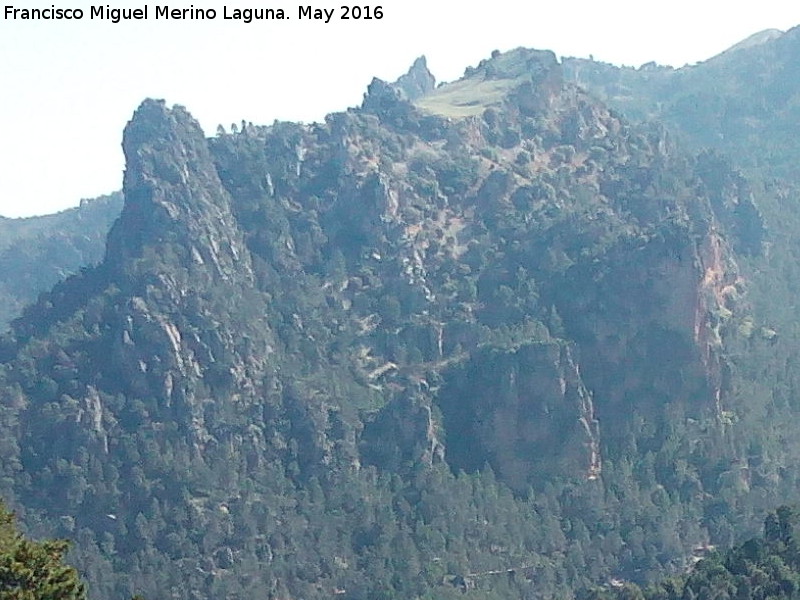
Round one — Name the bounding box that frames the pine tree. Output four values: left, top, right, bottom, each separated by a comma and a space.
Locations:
0, 500, 85, 600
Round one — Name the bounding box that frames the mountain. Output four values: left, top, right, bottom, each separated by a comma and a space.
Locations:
563, 26, 800, 180
564, 36, 800, 581
720, 28, 784, 55
0, 194, 123, 330
0, 44, 796, 600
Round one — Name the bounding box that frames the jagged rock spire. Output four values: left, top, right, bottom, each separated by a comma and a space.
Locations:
393, 55, 436, 100
105, 99, 252, 286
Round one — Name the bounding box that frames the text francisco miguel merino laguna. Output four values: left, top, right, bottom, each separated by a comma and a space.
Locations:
1, 5, 365, 23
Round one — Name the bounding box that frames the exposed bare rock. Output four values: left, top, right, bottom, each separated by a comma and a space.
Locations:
393, 56, 436, 101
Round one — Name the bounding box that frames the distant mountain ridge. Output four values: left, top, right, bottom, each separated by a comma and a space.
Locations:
719, 28, 784, 56
563, 25, 800, 179
0, 193, 123, 330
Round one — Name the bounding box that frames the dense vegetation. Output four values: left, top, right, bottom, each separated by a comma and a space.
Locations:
0, 500, 85, 600
3, 29, 800, 600
590, 505, 800, 600
0, 194, 122, 330
563, 27, 800, 181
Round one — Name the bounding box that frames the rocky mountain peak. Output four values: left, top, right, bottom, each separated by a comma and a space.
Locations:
105, 99, 252, 287
392, 55, 436, 100
479, 47, 559, 79
362, 76, 405, 112
413, 46, 564, 119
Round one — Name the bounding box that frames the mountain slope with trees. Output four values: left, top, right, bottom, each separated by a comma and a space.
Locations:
590, 505, 800, 600
563, 26, 800, 180
0, 39, 799, 600
0, 194, 123, 331
0, 499, 86, 600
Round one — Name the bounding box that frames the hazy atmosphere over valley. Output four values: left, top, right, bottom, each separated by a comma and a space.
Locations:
4, 5, 800, 600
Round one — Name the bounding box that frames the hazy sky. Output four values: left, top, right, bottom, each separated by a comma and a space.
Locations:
0, 1, 797, 218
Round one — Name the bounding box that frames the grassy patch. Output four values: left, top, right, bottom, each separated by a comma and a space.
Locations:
415, 76, 522, 118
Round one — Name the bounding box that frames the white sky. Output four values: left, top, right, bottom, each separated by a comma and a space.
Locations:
0, 1, 797, 218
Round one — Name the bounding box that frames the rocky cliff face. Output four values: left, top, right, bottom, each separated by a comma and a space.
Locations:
393, 56, 436, 101
107, 99, 254, 287
0, 47, 769, 599
439, 341, 601, 492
